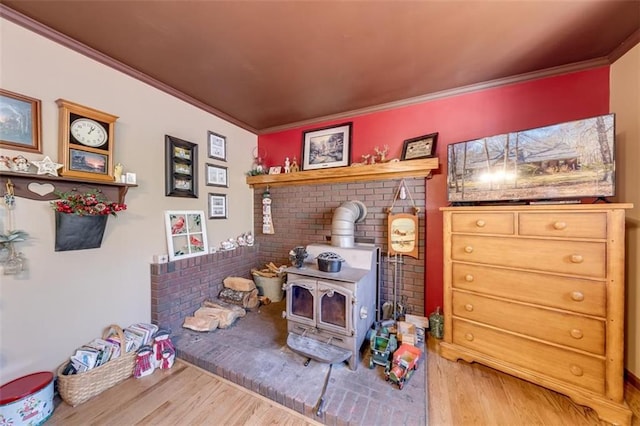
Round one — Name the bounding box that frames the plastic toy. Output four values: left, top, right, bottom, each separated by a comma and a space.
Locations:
369, 331, 397, 371
385, 343, 422, 389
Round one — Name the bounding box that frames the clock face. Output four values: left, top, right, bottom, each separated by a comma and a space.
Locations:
70, 118, 108, 148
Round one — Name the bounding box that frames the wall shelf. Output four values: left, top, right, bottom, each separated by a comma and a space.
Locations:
246, 157, 439, 188
0, 171, 137, 204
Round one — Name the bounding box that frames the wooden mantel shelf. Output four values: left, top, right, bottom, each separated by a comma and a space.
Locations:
246, 157, 439, 188
0, 171, 137, 204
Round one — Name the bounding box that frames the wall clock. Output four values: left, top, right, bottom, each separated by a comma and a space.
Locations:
56, 99, 118, 182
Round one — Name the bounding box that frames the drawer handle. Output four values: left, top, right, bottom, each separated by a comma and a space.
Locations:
553, 221, 567, 230
464, 246, 474, 254
570, 329, 584, 339
475, 219, 486, 228
569, 365, 584, 377
464, 274, 474, 282
464, 304, 474, 312
570, 291, 585, 302
465, 333, 474, 341
570, 254, 584, 264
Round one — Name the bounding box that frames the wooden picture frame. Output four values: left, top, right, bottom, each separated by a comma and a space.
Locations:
205, 163, 228, 187
388, 212, 419, 258
164, 210, 208, 261
208, 193, 227, 219
207, 131, 227, 161
56, 99, 117, 182
401, 132, 438, 160
0, 89, 42, 154
165, 135, 198, 198
302, 122, 352, 170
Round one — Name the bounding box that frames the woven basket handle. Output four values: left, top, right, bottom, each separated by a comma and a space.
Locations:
102, 324, 129, 354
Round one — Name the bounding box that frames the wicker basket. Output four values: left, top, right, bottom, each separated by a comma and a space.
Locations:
56, 324, 136, 406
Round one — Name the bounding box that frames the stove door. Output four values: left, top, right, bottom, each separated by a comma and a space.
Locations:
317, 280, 353, 336
286, 278, 316, 328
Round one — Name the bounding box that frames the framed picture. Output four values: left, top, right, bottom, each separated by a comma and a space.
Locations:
401, 132, 438, 160
164, 210, 209, 261
208, 131, 227, 161
165, 135, 198, 198
69, 149, 108, 174
269, 166, 281, 174
302, 122, 352, 171
208, 193, 227, 219
0, 89, 42, 154
205, 163, 228, 187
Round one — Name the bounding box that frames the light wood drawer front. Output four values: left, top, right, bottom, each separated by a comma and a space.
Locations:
451, 213, 514, 235
519, 212, 607, 239
452, 319, 604, 393
452, 292, 605, 354
451, 235, 606, 278
452, 263, 606, 316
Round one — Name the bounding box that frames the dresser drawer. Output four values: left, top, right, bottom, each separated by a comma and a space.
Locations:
452, 263, 606, 316
451, 235, 606, 278
519, 212, 607, 239
452, 319, 605, 394
451, 212, 514, 235
452, 291, 605, 354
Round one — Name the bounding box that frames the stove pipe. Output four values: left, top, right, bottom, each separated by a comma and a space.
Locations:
331, 200, 367, 247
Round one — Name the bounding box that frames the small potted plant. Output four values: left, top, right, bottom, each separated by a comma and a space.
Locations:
51, 189, 127, 251
0, 229, 28, 274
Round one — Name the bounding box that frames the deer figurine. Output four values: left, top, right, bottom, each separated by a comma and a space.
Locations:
374, 145, 389, 163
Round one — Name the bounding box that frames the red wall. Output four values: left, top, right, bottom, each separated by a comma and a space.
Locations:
258, 67, 610, 314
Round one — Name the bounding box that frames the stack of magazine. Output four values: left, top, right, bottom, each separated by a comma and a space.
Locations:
63, 323, 159, 375
123, 323, 158, 352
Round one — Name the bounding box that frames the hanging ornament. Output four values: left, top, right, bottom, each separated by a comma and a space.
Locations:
262, 186, 275, 234
387, 179, 419, 258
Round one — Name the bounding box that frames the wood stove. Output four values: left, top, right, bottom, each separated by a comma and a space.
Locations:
283, 243, 380, 370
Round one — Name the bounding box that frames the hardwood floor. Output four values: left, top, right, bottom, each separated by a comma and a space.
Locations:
49, 361, 322, 426
427, 337, 640, 426
50, 337, 639, 425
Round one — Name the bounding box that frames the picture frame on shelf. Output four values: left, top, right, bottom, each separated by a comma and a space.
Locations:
164, 210, 208, 261
165, 135, 198, 198
205, 163, 228, 187
207, 131, 227, 161
0, 89, 42, 154
208, 193, 227, 219
268, 166, 281, 174
401, 132, 438, 160
302, 122, 352, 171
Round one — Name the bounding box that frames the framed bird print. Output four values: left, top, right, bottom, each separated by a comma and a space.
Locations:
164, 210, 209, 261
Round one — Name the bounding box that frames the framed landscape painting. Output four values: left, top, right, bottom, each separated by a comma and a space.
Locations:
302, 122, 352, 171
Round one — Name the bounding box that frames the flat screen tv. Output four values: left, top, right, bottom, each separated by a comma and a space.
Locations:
447, 113, 615, 203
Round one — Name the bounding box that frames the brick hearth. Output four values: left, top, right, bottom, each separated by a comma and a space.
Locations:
150, 178, 429, 424
172, 300, 427, 426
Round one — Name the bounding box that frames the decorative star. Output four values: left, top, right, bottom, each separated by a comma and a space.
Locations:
32, 156, 63, 176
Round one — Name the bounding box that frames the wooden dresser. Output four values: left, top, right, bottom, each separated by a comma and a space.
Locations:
440, 203, 633, 425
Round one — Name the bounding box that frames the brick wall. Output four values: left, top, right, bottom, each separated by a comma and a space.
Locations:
253, 178, 427, 316
150, 178, 427, 329
150, 246, 260, 329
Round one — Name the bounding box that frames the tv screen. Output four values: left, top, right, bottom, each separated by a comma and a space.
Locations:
447, 113, 615, 203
